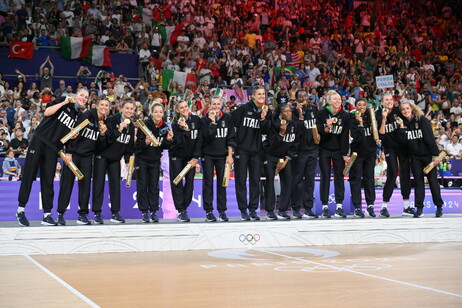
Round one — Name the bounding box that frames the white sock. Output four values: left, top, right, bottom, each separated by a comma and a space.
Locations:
44, 213, 51, 218
322, 204, 328, 209
336, 203, 342, 209
17, 207, 25, 213
404, 200, 410, 208
382, 202, 388, 209
367, 205, 374, 208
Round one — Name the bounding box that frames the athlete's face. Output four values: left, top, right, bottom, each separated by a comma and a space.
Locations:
400, 103, 412, 119
382, 94, 394, 109
152, 105, 164, 122
281, 107, 292, 121
97, 100, 109, 118
329, 94, 342, 109
176, 102, 189, 118
75, 90, 89, 107
253, 88, 266, 105
121, 102, 135, 119
210, 98, 222, 112
355, 100, 367, 114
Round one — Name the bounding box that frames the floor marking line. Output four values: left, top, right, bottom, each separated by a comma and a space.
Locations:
254, 249, 462, 298
24, 255, 100, 308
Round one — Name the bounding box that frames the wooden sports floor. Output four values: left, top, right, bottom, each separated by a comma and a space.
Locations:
1, 242, 461, 308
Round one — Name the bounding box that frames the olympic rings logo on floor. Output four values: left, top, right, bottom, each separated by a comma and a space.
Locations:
239, 234, 261, 245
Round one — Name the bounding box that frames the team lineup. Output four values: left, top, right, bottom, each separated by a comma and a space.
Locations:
15, 86, 445, 226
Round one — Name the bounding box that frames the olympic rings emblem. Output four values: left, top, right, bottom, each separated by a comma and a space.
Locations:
239, 234, 261, 245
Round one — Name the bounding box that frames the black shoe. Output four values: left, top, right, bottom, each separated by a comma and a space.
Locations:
403, 207, 417, 216
353, 208, 365, 218
435, 207, 443, 218
150, 212, 159, 223
16, 211, 29, 227
218, 212, 229, 222
178, 211, 190, 222
277, 211, 291, 220
266, 211, 278, 220
366, 206, 376, 217
41, 215, 58, 226
94, 214, 104, 224
206, 212, 217, 222
57, 213, 66, 226
380, 207, 390, 218
335, 208, 347, 218
322, 207, 331, 218
111, 212, 125, 223
249, 211, 260, 221
77, 214, 91, 225
141, 212, 150, 223
303, 209, 319, 219
240, 210, 250, 221
414, 207, 424, 218
292, 209, 303, 219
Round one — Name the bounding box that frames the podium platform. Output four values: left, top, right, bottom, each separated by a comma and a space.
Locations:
1, 215, 461, 255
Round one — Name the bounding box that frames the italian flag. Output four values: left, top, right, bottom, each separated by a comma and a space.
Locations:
60, 36, 92, 59
158, 24, 185, 46
83, 45, 112, 67
162, 69, 196, 89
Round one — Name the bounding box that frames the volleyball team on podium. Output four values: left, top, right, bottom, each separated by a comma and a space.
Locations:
15, 86, 445, 226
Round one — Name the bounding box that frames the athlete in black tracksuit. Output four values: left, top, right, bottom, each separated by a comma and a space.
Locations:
231, 86, 271, 221
169, 101, 202, 222
57, 102, 109, 225
290, 91, 319, 219
201, 98, 236, 222
398, 102, 444, 218
348, 99, 378, 218
316, 91, 350, 218
134, 103, 172, 223
261, 105, 298, 220
376, 93, 411, 216
92, 101, 135, 224
16, 90, 88, 226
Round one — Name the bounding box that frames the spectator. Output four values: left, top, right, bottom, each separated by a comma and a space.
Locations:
76, 66, 92, 87
2, 149, 21, 179
39, 56, 54, 90
9, 127, 28, 157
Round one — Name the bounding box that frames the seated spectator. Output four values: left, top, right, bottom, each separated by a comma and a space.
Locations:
9, 127, 28, 157
2, 149, 21, 179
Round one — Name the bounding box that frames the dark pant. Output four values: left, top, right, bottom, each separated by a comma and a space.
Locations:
202, 155, 227, 213
18, 137, 58, 213
291, 150, 318, 210
263, 153, 292, 212
92, 155, 122, 214
136, 158, 161, 213
234, 152, 261, 212
383, 147, 411, 202
169, 157, 195, 212
319, 149, 345, 204
349, 153, 376, 208
410, 155, 443, 208
57, 154, 93, 215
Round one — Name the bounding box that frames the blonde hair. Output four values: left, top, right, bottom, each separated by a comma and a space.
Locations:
400, 101, 424, 119
380, 92, 393, 103
326, 90, 340, 104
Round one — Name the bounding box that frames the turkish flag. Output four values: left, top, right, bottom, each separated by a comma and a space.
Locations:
9, 41, 34, 59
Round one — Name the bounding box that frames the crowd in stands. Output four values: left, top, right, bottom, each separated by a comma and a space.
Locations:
1, 0, 462, 180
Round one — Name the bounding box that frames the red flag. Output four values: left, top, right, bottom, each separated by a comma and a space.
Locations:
9, 41, 34, 59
